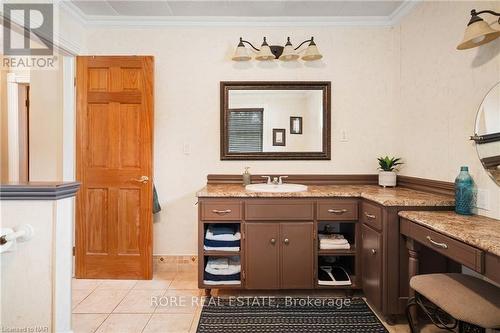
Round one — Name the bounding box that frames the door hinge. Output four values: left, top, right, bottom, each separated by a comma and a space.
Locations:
25, 98, 29, 108
72, 246, 75, 256
242, 270, 246, 281
74, 77, 76, 87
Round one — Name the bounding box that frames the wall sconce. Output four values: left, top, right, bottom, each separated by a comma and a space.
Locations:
232, 37, 323, 62
457, 9, 500, 50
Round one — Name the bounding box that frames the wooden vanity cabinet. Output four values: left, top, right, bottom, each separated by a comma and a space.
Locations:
245, 222, 314, 289
361, 223, 383, 310
360, 200, 454, 319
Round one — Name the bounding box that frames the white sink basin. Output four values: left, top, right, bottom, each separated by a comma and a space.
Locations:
245, 183, 308, 193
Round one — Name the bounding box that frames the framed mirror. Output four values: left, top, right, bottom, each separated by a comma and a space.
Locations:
471, 81, 500, 186
220, 81, 331, 160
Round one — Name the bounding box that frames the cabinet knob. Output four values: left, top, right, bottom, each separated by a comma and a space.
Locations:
371, 249, 377, 255
270, 238, 276, 245
284, 238, 290, 245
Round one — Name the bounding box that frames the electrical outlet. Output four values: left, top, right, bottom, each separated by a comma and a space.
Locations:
476, 188, 489, 210
183, 142, 191, 155
340, 130, 348, 142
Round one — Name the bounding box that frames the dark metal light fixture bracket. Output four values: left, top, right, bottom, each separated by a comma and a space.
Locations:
239, 37, 316, 59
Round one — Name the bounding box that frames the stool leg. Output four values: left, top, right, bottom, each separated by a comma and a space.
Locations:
406, 296, 418, 333
407, 238, 421, 325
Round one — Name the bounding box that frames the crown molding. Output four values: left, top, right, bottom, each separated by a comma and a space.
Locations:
57, 0, 419, 28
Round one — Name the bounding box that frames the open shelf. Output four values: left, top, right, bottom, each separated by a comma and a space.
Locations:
203, 250, 240, 257
318, 246, 356, 256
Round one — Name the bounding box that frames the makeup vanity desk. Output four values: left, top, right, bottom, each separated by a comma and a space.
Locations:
400, 211, 500, 288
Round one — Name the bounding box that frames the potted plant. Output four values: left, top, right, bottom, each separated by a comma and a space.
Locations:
377, 156, 403, 187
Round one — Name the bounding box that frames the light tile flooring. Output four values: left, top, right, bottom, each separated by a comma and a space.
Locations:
72, 268, 445, 333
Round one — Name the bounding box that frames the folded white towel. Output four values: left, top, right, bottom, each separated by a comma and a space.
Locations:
203, 280, 240, 285
319, 239, 349, 245
207, 257, 229, 269
206, 229, 241, 241
204, 246, 240, 252
320, 243, 351, 250
318, 234, 345, 240
206, 257, 241, 276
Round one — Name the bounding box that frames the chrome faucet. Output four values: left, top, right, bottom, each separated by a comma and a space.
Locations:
261, 176, 288, 185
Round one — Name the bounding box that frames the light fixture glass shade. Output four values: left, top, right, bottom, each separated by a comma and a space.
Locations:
302, 43, 323, 61
457, 20, 500, 50
255, 45, 275, 61
232, 45, 251, 61
279, 44, 299, 61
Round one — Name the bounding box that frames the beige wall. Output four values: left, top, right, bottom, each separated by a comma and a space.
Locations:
0, 69, 8, 182
29, 67, 64, 181
85, 26, 400, 255
396, 1, 500, 219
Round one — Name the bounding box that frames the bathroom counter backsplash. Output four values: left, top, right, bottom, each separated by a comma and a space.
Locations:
399, 211, 500, 257
196, 184, 455, 207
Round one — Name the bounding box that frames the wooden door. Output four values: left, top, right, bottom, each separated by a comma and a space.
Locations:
245, 223, 280, 289
76, 56, 154, 279
361, 223, 382, 309
280, 222, 314, 289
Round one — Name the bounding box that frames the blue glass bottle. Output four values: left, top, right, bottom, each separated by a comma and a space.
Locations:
454, 166, 475, 215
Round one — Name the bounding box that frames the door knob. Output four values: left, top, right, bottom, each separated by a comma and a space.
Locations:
371, 249, 377, 255
131, 176, 149, 184
270, 238, 276, 245
283, 238, 290, 245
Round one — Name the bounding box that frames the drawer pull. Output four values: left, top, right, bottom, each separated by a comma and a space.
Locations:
364, 212, 376, 219
426, 236, 448, 249
283, 238, 290, 245
371, 249, 377, 255
212, 209, 232, 215
270, 238, 276, 245
328, 209, 348, 214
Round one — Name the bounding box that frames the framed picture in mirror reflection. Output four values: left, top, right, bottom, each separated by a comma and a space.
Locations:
273, 129, 286, 146
290, 116, 303, 134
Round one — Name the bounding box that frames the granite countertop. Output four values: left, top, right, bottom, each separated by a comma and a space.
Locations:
399, 211, 500, 257
196, 184, 454, 207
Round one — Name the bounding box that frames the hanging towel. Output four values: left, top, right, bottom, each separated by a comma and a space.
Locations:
153, 185, 161, 214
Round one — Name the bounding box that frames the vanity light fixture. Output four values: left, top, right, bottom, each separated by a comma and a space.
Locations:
232, 37, 322, 62
457, 9, 500, 50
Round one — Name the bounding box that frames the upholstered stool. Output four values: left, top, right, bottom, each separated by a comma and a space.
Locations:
406, 273, 500, 333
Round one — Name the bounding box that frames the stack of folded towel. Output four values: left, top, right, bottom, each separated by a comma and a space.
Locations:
204, 224, 241, 252
318, 233, 350, 250
204, 256, 241, 285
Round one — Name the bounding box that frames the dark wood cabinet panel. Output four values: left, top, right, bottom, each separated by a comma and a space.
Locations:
362, 223, 382, 310
245, 200, 314, 221
280, 222, 314, 289
317, 199, 358, 221
360, 201, 383, 231
245, 223, 280, 289
201, 200, 242, 220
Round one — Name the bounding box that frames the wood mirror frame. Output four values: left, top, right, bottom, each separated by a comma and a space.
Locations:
220, 81, 331, 160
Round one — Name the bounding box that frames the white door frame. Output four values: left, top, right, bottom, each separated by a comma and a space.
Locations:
7, 72, 30, 182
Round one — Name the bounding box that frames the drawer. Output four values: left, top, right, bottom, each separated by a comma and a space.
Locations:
401, 218, 484, 273
361, 201, 383, 231
245, 200, 314, 221
317, 199, 358, 220
201, 200, 242, 220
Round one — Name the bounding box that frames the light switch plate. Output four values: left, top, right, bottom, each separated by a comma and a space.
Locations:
183, 142, 191, 155
340, 130, 348, 142
476, 188, 489, 210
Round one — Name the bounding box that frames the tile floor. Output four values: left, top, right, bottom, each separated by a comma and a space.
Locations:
72, 267, 444, 333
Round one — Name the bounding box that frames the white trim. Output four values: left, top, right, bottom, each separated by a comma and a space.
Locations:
58, 0, 418, 28
388, 0, 422, 26
6, 72, 30, 182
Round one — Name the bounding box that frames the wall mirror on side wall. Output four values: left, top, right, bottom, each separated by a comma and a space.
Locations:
220, 81, 331, 160
471, 81, 500, 186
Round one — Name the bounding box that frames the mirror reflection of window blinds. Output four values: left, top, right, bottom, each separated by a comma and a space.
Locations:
228, 109, 263, 152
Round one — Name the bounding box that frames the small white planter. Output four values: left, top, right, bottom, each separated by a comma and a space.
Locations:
379, 171, 397, 187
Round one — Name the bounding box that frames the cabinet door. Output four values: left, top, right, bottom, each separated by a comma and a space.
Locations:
280, 222, 314, 289
362, 223, 383, 310
245, 223, 280, 289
